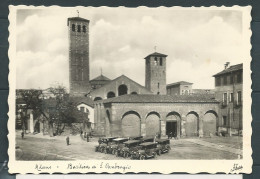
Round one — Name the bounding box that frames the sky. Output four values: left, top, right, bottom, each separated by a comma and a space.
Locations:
15, 7, 246, 90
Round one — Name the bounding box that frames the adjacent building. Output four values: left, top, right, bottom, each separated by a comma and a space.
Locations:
213, 63, 243, 135
167, 81, 193, 95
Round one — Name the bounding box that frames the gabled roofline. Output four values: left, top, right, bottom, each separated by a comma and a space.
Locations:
90, 74, 152, 94
144, 52, 168, 59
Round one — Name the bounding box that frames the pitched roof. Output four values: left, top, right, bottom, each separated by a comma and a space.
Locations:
90, 74, 152, 94
144, 52, 168, 59
69, 96, 94, 108
90, 74, 111, 82
67, 17, 89, 23
213, 63, 243, 77
167, 81, 193, 87
101, 94, 218, 104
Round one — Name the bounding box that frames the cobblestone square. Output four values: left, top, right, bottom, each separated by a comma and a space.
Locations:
15, 133, 242, 160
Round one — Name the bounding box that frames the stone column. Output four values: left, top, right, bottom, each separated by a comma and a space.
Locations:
100, 104, 105, 135
29, 112, 34, 133
141, 119, 146, 137
160, 120, 166, 137
181, 115, 186, 138
227, 108, 232, 136
199, 114, 203, 137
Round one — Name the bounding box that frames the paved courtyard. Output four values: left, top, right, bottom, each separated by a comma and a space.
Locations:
15, 132, 242, 160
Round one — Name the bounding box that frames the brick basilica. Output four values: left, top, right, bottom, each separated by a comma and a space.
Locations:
66, 16, 224, 138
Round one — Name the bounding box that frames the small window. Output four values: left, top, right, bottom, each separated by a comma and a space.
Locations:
237, 91, 242, 105
160, 58, 163, 66
215, 77, 221, 86
77, 25, 81, 32
154, 57, 158, 66
237, 72, 242, 83
223, 93, 228, 105
158, 83, 160, 88
230, 93, 234, 102
223, 116, 227, 126
230, 75, 234, 84
80, 107, 85, 112
72, 24, 76, 31
83, 25, 86, 33
223, 76, 227, 85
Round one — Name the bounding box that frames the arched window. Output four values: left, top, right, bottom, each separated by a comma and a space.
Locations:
154, 57, 158, 65
77, 25, 81, 32
131, 92, 137, 95
118, 85, 128, 96
107, 91, 115, 98
94, 97, 102, 101
72, 24, 75, 31
83, 25, 86, 33
160, 58, 163, 66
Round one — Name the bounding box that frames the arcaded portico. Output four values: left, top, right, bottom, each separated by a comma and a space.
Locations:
94, 94, 220, 138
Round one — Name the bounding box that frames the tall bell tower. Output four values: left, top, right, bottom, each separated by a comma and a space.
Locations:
145, 52, 167, 95
67, 16, 90, 96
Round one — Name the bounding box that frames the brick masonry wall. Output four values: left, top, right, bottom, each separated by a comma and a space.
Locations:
95, 102, 220, 137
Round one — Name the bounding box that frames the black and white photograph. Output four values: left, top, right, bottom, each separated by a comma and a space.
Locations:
8, 6, 252, 174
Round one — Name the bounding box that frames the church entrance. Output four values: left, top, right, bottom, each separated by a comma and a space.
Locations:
166, 121, 177, 138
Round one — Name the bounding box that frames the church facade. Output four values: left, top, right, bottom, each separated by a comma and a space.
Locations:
66, 16, 224, 138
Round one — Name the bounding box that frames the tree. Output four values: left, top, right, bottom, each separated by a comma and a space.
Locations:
16, 89, 44, 132
17, 83, 90, 136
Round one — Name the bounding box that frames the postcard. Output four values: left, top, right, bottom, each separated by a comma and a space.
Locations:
8, 5, 252, 174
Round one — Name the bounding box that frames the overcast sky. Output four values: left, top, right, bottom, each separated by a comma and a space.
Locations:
16, 7, 245, 90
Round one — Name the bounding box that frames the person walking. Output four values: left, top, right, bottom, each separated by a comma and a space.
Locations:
86, 133, 89, 142
66, 136, 70, 146
170, 132, 173, 139
21, 131, 24, 139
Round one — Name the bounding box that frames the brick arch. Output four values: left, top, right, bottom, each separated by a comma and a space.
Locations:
145, 111, 161, 119
121, 110, 141, 120
145, 111, 161, 137
166, 111, 181, 120
205, 110, 218, 117
94, 97, 102, 101
203, 110, 218, 136
107, 91, 115, 98
186, 111, 199, 137
166, 111, 181, 138
121, 110, 141, 137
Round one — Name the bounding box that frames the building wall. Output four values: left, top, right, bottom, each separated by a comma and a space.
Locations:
179, 84, 193, 95
68, 18, 91, 96
214, 70, 243, 135
94, 102, 220, 138
77, 103, 94, 127
145, 56, 167, 95
167, 84, 193, 95
90, 76, 152, 101
167, 85, 180, 95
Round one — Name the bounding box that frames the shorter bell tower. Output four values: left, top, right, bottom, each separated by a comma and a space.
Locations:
145, 52, 167, 95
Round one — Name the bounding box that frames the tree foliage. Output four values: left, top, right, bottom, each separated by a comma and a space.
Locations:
16, 83, 88, 136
